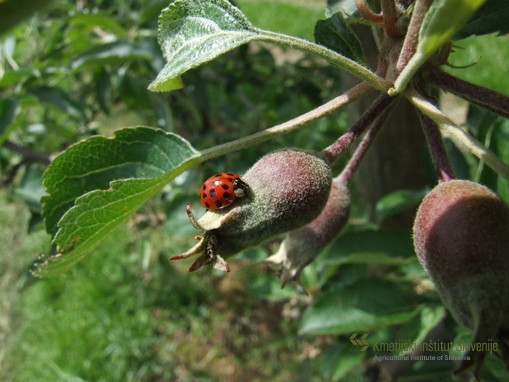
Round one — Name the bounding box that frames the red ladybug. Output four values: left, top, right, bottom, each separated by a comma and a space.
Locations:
200, 172, 248, 209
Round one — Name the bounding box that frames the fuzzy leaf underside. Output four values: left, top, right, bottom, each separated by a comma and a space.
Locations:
393, 0, 487, 93
35, 127, 199, 277
149, 0, 379, 92
418, 0, 488, 56
148, 0, 259, 91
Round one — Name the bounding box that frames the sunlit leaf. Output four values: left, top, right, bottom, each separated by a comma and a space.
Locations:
149, 0, 260, 91
35, 127, 200, 276
393, 0, 487, 93
419, 0, 488, 56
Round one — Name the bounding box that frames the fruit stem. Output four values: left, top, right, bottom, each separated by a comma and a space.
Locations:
322, 93, 396, 164
381, 0, 400, 37
418, 112, 455, 182
407, 88, 509, 182
355, 0, 383, 23
396, 0, 430, 73
428, 69, 509, 119
338, 104, 394, 185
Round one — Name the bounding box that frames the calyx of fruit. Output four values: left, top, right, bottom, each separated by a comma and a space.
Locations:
413, 179, 509, 378
266, 180, 350, 287
172, 149, 332, 272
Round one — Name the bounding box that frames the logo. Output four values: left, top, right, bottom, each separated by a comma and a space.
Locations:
350, 333, 369, 351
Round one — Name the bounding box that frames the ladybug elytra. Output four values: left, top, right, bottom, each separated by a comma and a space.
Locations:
200, 172, 248, 209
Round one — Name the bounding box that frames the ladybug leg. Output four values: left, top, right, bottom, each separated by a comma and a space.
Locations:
186, 202, 205, 230
206, 235, 231, 272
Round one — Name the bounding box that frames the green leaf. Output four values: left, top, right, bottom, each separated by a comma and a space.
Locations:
0, 0, 55, 36
392, 0, 487, 94
314, 13, 364, 63
68, 13, 128, 39
28, 86, 85, 120
35, 127, 200, 277
321, 229, 416, 266
70, 41, 153, 71
419, 0, 488, 55
374, 188, 428, 224
149, 0, 259, 91
331, 345, 365, 380
0, 97, 19, 145
456, 0, 509, 38
299, 278, 419, 335
150, 0, 386, 92
396, 304, 446, 352
318, 344, 365, 381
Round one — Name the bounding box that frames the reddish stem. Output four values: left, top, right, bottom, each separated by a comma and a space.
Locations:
338, 104, 395, 185
322, 93, 396, 164
396, 0, 430, 73
428, 69, 509, 119
355, 0, 384, 23
381, 0, 400, 37
418, 112, 455, 182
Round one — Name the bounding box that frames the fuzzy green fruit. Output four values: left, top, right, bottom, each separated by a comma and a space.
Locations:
266, 180, 350, 287
413, 180, 509, 377
173, 149, 332, 272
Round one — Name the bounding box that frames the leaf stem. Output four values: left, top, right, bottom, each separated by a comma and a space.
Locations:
428, 69, 509, 119
322, 92, 396, 164
255, 29, 391, 92
355, 0, 383, 23
417, 112, 455, 182
407, 88, 509, 182
338, 104, 394, 185
200, 82, 374, 162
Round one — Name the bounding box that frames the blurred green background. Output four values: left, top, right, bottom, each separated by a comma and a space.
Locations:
1, 0, 509, 381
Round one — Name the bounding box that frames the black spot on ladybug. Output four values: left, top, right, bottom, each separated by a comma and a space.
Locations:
226, 172, 235, 176
202, 193, 207, 199
215, 200, 222, 208
205, 202, 210, 208
214, 173, 221, 178
209, 189, 217, 198
221, 184, 229, 190
223, 192, 231, 199
202, 184, 207, 190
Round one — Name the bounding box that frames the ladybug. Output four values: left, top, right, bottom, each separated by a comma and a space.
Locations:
200, 172, 249, 209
